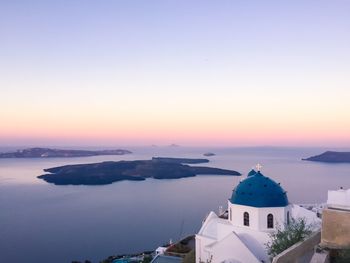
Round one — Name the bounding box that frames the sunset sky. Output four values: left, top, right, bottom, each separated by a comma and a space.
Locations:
1, 1, 350, 147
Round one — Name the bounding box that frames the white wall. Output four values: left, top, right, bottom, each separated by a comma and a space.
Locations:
327, 189, 350, 210
196, 232, 262, 263
228, 201, 290, 231
195, 235, 216, 263
210, 233, 261, 263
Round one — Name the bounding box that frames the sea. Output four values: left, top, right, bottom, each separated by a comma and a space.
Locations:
1, 146, 350, 263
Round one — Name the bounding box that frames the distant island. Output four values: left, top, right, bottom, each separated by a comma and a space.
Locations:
203, 152, 216, 157
0, 147, 132, 158
152, 157, 209, 164
303, 151, 350, 163
38, 157, 241, 185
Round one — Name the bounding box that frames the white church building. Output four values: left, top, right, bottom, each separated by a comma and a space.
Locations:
195, 167, 320, 263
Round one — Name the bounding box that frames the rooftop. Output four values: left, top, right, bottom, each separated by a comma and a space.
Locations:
230, 171, 289, 207
327, 188, 350, 210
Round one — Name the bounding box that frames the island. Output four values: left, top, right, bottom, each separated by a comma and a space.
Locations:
203, 152, 216, 157
38, 157, 241, 185
152, 157, 209, 164
0, 147, 132, 158
302, 151, 350, 163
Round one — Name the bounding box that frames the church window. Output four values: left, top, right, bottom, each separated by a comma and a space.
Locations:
229, 208, 232, 221
287, 211, 290, 225
243, 212, 249, 226
267, 214, 274, 228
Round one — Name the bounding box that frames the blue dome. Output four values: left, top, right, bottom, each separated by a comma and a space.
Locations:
247, 169, 257, 177
230, 171, 288, 207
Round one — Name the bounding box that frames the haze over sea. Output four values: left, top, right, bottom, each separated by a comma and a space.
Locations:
1, 146, 350, 263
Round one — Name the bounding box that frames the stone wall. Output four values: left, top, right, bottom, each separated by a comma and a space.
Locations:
321, 208, 350, 249
272, 231, 321, 263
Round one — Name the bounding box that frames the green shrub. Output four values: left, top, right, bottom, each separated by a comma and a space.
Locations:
331, 249, 350, 263
266, 217, 313, 257
183, 250, 195, 263
167, 243, 192, 254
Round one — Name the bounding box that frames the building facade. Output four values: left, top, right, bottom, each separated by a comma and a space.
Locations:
196, 168, 320, 263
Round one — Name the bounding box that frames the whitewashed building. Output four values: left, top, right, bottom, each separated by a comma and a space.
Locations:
195, 168, 320, 263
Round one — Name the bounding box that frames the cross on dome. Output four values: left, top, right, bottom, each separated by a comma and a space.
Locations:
255, 163, 263, 171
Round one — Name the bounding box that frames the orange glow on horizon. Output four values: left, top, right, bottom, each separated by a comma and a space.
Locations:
2, 119, 350, 147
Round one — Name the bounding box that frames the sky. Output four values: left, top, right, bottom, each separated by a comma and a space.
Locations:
1, 0, 350, 147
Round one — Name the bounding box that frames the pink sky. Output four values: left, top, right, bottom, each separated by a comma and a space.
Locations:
1, 1, 350, 147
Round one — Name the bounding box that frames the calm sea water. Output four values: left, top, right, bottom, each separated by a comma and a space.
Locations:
1, 146, 350, 263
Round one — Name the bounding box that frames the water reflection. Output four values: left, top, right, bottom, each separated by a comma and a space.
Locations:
0, 147, 349, 263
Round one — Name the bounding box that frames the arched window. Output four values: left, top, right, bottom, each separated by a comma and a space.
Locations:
287, 211, 290, 225
229, 208, 232, 221
243, 212, 249, 226
267, 214, 274, 228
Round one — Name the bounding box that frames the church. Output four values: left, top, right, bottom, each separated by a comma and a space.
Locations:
195, 166, 320, 263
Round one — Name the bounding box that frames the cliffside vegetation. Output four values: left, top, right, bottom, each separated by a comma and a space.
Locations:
266, 218, 313, 258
